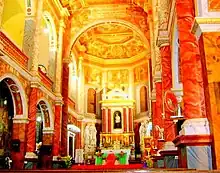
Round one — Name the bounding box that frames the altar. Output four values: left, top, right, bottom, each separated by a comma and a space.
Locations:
102, 149, 130, 165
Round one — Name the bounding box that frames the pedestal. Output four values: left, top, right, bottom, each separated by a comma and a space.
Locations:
173, 118, 213, 170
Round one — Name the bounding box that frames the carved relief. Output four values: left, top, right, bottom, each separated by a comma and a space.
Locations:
134, 64, 148, 82
84, 66, 101, 85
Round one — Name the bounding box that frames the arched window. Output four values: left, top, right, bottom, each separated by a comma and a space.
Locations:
87, 88, 96, 114
38, 12, 57, 79
140, 86, 148, 112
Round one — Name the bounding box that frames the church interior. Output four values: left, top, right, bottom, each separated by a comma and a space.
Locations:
0, 0, 220, 171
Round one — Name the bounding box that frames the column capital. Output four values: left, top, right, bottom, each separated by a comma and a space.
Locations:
150, 88, 156, 102
63, 58, 72, 64
55, 96, 63, 105
30, 77, 41, 88
157, 31, 170, 48
154, 71, 162, 83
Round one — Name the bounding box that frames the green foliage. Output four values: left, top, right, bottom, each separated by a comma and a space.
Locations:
61, 156, 72, 168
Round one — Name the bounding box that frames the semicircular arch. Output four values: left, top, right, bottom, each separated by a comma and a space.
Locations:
67, 18, 150, 58
37, 98, 54, 131
0, 73, 28, 119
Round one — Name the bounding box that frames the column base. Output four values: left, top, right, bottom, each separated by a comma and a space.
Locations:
159, 142, 178, 168
173, 118, 213, 170
24, 152, 38, 169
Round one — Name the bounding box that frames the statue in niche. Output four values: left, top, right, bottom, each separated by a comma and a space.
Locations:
113, 111, 122, 129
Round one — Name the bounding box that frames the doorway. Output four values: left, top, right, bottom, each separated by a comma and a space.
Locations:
0, 80, 14, 160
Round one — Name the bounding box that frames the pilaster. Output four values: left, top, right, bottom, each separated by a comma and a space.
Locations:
55, 19, 65, 94
30, 0, 44, 75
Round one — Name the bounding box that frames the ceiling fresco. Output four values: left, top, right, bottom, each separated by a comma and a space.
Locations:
77, 23, 147, 59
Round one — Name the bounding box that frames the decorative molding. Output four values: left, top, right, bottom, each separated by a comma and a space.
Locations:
191, 17, 220, 39
13, 117, 29, 124
43, 129, 54, 134
173, 135, 212, 147
153, 71, 162, 83
0, 31, 29, 68
157, 35, 170, 48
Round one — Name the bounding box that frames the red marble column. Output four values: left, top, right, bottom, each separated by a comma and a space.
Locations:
108, 108, 111, 133
26, 87, 38, 152
155, 81, 164, 149
123, 108, 127, 132
161, 45, 176, 141
102, 108, 106, 133
176, 0, 206, 119
12, 123, 26, 169
52, 104, 62, 156
61, 63, 69, 156
75, 121, 82, 149
152, 101, 156, 138
129, 108, 133, 132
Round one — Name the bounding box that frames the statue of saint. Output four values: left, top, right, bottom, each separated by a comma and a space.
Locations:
114, 111, 122, 129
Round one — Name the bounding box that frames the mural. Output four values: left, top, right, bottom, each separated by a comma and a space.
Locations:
107, 69, 128, 90
134, 64, 148, 83
208, 0, 220, 11
203, 32, 220, 114
84, 66, 101, 85
203, 33, 220, 83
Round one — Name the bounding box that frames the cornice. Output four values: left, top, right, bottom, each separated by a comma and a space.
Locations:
157, 30, 170, 48
191, 17, 220, 39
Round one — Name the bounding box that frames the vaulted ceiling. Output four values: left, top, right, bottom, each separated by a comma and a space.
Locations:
60, 0, 150, 67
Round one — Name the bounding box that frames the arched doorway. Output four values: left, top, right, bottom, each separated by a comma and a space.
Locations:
0, 79, 14, 158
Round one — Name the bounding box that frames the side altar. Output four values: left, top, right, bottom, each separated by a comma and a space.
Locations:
99, 89, 135, 164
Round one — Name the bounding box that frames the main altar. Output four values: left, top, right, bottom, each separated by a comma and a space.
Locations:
99, 89, 135, 164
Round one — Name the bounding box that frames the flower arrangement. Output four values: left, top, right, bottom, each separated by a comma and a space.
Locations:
142, 156, 153, 168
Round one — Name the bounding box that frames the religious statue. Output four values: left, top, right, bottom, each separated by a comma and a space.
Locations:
84, 124, 97, 153
114, 111, 122, 129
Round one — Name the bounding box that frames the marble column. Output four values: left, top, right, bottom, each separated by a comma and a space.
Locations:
154, 73, 164, 149
123, 107, 127, 132
151, 87, 157, 138
55, 19, 65, 94
102, 108, 106, 133
108, 108, 111, 133
128, 107, 133, 132
129, 69, 134, 99
30, 0, 43, 75
160, 43, 176, 141
12, 119, 28, 169
26, 87, 38, 153
77, 56, 84, 114
52, 100, 62, 156
75, 121, 82, 149
61, 62, 69, 156
176, 0, 206, 119
173, 0, 212, 170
